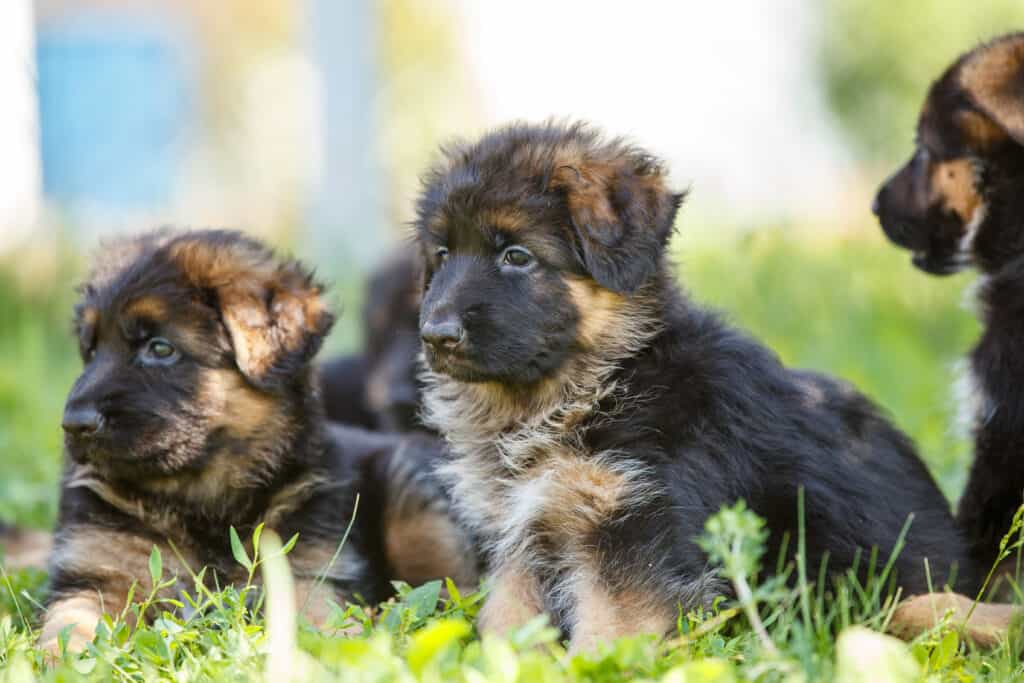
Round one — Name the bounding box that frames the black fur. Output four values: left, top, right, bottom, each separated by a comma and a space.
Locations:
874, 33, 1024, 570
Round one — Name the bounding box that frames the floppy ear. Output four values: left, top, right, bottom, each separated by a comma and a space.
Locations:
549, 156, 683, 294
961, 35, 1024, 146
169, 232, 335, 390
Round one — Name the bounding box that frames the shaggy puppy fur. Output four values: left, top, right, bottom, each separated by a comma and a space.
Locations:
42, 229, 476, 655
414, 121, 978, 653
875, 33, 1024, 644
875, 32, 1024, 572
320, 246, 425, 432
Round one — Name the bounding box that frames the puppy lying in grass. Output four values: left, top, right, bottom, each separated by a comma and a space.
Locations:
413, 120, 979, 653
41, 229, 476, 656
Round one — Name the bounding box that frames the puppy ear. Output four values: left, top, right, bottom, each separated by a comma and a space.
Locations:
169, 232, 335, 390
961, 35, 1024, 146
549, 155, 683, 294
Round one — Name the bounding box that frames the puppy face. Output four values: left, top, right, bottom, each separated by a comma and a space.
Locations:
414, 122, 682, 386
874, 33, 1024, 275
64, 229, 333, 482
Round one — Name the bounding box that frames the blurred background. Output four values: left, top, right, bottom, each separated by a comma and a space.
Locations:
1, 0, 1022, 528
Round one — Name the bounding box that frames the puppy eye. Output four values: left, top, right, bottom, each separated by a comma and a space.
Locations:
435, 247, 450, 261
141, 337, 178, 366
501, 246, 533, 268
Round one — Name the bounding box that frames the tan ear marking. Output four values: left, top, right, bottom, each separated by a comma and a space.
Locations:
960, 35, 1024, 144
166, 233, 333, 385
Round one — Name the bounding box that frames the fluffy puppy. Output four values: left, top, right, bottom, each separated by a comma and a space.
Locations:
42, 229, 476, 655
415, 121, 977, 653
319, 246, 425, 432
874, 32, 1024, 643
874, 32, 1024, 571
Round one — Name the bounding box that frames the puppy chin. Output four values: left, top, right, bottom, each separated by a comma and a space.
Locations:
911, 250, 968, 276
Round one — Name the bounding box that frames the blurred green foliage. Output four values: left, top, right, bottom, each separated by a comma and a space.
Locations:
819, 0, 1024, 163
0, 228, 979, 528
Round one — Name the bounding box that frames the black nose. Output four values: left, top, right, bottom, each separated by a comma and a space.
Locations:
421, 315, 465, 351
62, 406, 104, 439
871, 192, 882, 217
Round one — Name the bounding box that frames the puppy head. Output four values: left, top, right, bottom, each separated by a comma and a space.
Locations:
874, 33, 1024, 275
414, 121, 682, 386
64, 229, 334, 481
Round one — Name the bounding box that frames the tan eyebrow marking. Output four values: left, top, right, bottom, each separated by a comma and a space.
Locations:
123, 296, 169, 322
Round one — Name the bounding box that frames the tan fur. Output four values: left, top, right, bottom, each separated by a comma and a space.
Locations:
0, 528, 53, 571
168, 236, 330, 382
79, 306, 99, 329
385, 508, 476, 588
139, 369, 293, 511
123, 295, 168, 322
285, 542, 367, 628
292, 578, 342, 630
201, 368, 278, 438
39, 594, 104, 657
476, 561, 545, 637
479, 206, 530, 233
566, 278, 630, 349
931, 159, 982, 224
50, 526, 191, 601
42, 525, 193, 654
890, 592, 1019, 648
959, 35, 1024, 143
956, 109, 1010, 151
536, 453, 633, 541
550, 160, 622, 230
569, 569, 675, 655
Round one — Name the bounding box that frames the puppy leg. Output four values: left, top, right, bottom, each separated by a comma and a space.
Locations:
890, 592, 1020, 648
38, 593, 104, 657
567, 568, 674, 656
287, 542, 370, 635
41, 526, 186, 656
476, 559, 544, 637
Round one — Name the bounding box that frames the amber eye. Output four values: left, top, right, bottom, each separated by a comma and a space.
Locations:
141, 337, 178, 366
501, 246, 533, 268
435, 246, 450, 262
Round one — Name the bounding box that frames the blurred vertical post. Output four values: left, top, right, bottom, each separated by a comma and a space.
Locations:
304, 0, 386, 273
0, 0, 41, 251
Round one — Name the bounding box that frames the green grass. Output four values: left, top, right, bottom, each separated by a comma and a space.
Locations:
1, 228, 1016, 681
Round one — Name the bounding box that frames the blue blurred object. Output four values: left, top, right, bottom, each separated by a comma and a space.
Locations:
36, 12, 193, 210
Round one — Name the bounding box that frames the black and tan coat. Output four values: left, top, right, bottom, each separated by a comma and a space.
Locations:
42, 229, 476, 655
414, 121, 978, 653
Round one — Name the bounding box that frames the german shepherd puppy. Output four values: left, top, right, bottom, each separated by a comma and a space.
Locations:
874, 33, 1024, 644
874, 32, 1024, 571
319, 246, 424, 432
414, 121, 977, 653
42, 229, 476, 655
